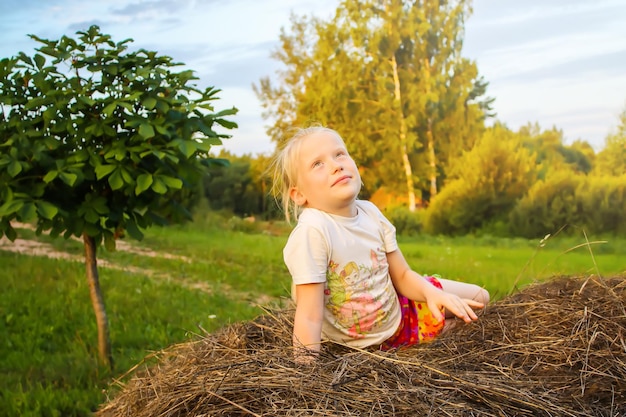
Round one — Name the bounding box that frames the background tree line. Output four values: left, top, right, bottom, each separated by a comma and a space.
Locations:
204, 114, 626, 238
205, 0, 626, 238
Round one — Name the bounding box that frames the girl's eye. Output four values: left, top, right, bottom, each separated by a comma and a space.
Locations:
312, 160, 322, 168
336, 151, 346, 157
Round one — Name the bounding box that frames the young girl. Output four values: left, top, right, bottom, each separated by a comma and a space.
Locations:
272, 126, 489, 363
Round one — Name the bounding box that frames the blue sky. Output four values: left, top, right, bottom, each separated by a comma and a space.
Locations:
1, 0, 625, 155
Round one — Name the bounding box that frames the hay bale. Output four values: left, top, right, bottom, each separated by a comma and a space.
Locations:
98, 275, 626, 416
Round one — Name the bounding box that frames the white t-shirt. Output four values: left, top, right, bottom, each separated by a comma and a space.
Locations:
283, 200, 402, 348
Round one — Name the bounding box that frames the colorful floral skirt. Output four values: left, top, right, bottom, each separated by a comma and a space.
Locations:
380, 275, 445, 350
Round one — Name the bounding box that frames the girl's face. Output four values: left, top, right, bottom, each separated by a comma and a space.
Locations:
289, 130, 361, 217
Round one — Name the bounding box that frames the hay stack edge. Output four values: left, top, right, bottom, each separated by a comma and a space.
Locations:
98, 275, 626, 416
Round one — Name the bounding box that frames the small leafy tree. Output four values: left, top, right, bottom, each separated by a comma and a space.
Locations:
0, 26, 237, 367
423, 125, 536, 235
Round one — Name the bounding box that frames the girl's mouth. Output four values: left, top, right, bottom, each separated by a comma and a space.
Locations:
332, 175, 351, 186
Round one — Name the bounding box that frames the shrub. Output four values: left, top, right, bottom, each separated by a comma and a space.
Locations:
508, 172, 585, 238
383, 206, 424, 236
578, 174, 626, 235
423, 126, 536, 235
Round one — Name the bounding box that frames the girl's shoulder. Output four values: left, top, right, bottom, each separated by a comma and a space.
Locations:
298, 207, 332, 225
290, 208, 336, 237
356, 199, 384, 217
356, 200, 395, 233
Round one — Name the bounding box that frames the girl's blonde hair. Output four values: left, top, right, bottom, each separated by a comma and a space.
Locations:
270, 125, 344, 223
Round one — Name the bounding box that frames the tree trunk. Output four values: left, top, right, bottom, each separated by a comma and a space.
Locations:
83, 233, 113, 369
390, 54, 417, 212
427, 117, 438, 198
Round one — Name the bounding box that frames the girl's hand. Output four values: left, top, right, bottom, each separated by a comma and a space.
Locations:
426, 291, 484, 324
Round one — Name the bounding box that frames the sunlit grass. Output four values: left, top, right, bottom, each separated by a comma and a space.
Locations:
397, 234, 624, 299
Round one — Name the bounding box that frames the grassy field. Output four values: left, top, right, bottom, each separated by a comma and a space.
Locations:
0, 215, 624, 416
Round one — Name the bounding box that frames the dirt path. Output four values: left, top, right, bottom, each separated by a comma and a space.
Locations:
0, 224, 203, 288
0, 225, 272, 304
0, 234, 171, 277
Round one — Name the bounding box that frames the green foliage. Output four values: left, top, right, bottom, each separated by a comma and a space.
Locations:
423, 125, 536, 235
201, 151, 280, 220
383, 206, 424, 236
509, 171, 626, 238
255, 0, 490, 202
0, 25, 237, 247
518, 124, 595, 177
578, 174, 626, 235
204, 159, 256, 213
594, 140, 626, 177
593, 106, 626, 176
508, 171, 585, 238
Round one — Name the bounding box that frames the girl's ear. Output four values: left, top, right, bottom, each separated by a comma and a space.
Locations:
289, 187, 306, 206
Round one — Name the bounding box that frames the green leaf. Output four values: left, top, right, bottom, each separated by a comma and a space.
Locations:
91, 197, 109, 215
78, 96, 96, 106
155, 100, 170, 113
213, 107, 239, 118
34, 53, 46, 69
105, 64, 118, 75
104, 147, 127, 161
143, 97, 157, 110
108, 169, 124, 190
18, 202, 37, 222
0, 199, 24, 217
95, 164, 116, 179
4, 225, 17, 242
103, 102, 117, 117
175, 140, 196, 158
119, 167, 133, 184
158, 175, 182, 189
117, 101, 133, 112
67, 149, 89, 163
154, 124, 170, 136
7, 161, 22, 177
43, 170, 59, 183
151, 177, 167, 194
36, 201, 59, 220
125, 219, 144, 240
216, 119, 238, 129
196, 138, 221, 151
84, 207, 100, 223
59, 171, 78, 186
135, 173, 153, 195
200, 157, 229, 168
103, 230, 116, 251
138, 123, 155, 139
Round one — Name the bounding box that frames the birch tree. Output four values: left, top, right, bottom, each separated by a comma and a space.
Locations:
256, 0, 492, 208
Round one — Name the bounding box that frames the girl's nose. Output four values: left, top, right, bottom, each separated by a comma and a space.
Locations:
331, 160, 344, 173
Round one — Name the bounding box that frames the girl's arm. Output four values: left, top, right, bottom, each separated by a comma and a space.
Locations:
386, 249, 483, 323
293, 282, 325, 363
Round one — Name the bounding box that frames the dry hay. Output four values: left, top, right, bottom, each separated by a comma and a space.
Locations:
98, 275, 626, 416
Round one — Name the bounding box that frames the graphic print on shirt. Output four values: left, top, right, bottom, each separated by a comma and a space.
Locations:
325, 249, 393, 338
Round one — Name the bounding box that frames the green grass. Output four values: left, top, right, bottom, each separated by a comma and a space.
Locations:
396, 233, 625, 299
1, 218, 624, 416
